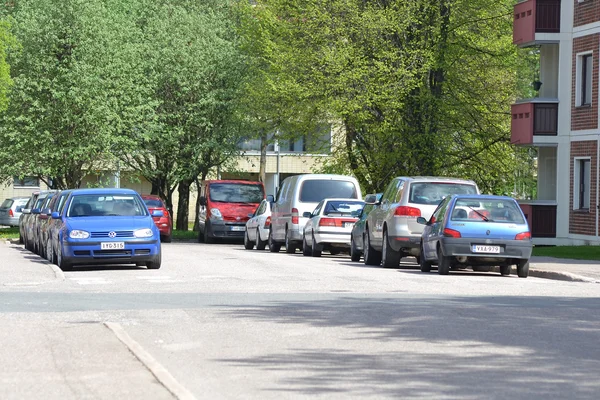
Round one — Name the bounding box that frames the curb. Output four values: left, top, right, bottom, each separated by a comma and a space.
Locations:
4, 239, 65, 281
490, 265, 599, 283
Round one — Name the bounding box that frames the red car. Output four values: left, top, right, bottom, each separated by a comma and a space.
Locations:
142, 195, 173, 243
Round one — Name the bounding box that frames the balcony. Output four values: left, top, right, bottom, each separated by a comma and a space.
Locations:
513, 0, 561, 46
511, 100, 558, 145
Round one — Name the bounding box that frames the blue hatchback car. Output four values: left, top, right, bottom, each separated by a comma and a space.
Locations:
417, 194, 532, 277
49, 188, 163, 271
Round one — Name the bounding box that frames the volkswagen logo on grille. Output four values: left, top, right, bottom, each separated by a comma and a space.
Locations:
486, 230, 491, 236
236, 216, 241, 221
108, 231, 117, 238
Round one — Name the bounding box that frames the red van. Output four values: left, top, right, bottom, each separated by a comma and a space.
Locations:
197, 180, 265, 243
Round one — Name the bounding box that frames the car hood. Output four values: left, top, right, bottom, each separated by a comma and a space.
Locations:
67, 216, 155, 231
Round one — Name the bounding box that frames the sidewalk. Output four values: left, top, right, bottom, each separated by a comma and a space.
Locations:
527, 256, 600, 283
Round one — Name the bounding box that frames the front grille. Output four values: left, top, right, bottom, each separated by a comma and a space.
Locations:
91, 231, 134, 238
74, 250, 91, 256
135, 249, 151, 255
94, 250, 132, 256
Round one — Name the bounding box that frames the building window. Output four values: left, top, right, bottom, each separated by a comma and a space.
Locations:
574, 158, 591, 210
577, 53, 593, 107
13, 176, 39, 187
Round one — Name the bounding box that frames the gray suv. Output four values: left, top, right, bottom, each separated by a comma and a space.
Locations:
363, 177, 479, 268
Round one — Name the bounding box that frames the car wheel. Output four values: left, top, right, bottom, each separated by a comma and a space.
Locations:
350, 237, 361, 262
285, 228, 296, 254
57, 244, 73, 272
147, 253, 162, 270
420, 243, 432, 272
197, 225, 204, 243
517, 259, 529, 278
311, 232, 322, 257
363, 231, 382, 266
256, 228, 268, 250
381, 230, 401, 268
161, 234, 172, 243
19, 233, 23, 244
46, 240, 53, 263
268, 228, 281, 253
244, 229, 254, 250
204, 222, 214, 244
437, 246, 450, 275
302, 234, 311, 256
500, 264, 511, 276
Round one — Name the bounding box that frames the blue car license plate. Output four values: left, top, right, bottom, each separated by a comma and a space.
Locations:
472, 245, 500, 254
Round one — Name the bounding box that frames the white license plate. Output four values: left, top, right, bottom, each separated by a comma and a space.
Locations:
472, 245, 500, 254
101, 242, 125, 250
343, 222, 355, 228
231, 226, 245, 231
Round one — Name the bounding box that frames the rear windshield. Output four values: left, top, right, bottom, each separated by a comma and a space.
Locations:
300, 180, 358, 203
209, 183, 264, 203
323, 200, 365, 217
410, 182, 477, 205
143, 198, 164, 208
68, 194, 148, 217
0, 199, 13, 209
452, 198, 526, 224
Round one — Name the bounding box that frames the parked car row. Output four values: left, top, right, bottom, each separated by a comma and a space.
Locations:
17, 188, 169, 271
243, 174, 533, 278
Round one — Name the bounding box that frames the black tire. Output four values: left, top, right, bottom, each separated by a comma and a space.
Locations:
381, 230, 401, 268
302, 234, 311, 256
197, 224, 204, 243
350, 236, 361, 262
310, 232, 322, 257
420, 243, 432, 272
256, 228, 268, 250
147, 252, 161, 270
500, 264, 511, 276
437, 246, 451, 275
285, 228, 296, 254
204, 222, 214, 244
517, 259, 529, 278
57, 244, 73, 271
19, 233, 23, 244
268, 229, 281, 252
161, 234, 172, 243
243, 229, 254, 250
363, 231, 381, 266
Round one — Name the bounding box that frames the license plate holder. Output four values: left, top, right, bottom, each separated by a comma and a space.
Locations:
230, 226, 245, 232
101, 242, 125, 250
472, 245, 500, 254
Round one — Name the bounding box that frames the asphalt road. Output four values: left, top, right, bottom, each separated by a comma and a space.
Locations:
1, 241, 599, 399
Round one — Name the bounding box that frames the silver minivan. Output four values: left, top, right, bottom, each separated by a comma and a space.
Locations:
269, 174, 362, 253
363, 176, 479, 267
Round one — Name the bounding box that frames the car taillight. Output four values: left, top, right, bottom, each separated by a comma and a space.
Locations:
443, 228, 461, 238
291, 208, 299, 224
394, 206, 421, 217
264, 216, 271, 228
515, 232, 531, 240
8, 209, 13, 217
319, 218, 338, 227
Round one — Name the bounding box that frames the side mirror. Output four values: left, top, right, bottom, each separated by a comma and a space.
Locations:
199, 196, 206, 207
151, 210, 164, 217
22, 209, 31, 215
32, 208, 41, 215
51, 211, 60, 219
266, 195, 274, 202
416, 216, 428, 225
302, 211, 312, 218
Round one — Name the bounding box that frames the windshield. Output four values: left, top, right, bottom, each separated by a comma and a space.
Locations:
410, 182, 478, 205
209, 183, 264, 203
143, 198, 165, 208
68, 194, 148, 217
300, 180, 358, 203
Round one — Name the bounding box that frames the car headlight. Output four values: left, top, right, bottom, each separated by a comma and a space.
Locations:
69, 230, 90, 239
210, 208, 223, 220
134, 228, 154, 238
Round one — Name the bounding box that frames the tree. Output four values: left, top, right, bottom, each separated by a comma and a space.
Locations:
0, 0, 155, 189
0, 17, 16, 112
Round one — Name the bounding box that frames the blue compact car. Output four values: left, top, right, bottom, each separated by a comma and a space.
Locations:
417, 194, 532, 277
48, 188, 163, 271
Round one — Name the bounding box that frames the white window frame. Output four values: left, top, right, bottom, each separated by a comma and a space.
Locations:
575, 51, 593, 107
573, 157, 592, 210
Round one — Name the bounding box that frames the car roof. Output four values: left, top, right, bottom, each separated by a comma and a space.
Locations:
398, 176, 477, 184
69, 188, 139, 195
450, 194, 515, 200
141, 194, 161, 199
323, 198, 365, 202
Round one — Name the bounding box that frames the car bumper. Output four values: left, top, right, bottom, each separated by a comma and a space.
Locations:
153, 219, 172, 236
441, 238, 533, 261
63, 239, 161, 265
0, 216, 20, 227
209, 220, 246, 238
314, 231, 352, 246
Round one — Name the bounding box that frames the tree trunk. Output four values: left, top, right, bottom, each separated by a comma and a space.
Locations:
176, 178, 192, 231
258, 130, 267, 183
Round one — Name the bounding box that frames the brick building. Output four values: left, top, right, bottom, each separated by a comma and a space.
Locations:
513, 0, 600, 245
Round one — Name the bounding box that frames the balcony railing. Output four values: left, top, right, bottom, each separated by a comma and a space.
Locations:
513, 0, 561, 45
511, 101, 558, 145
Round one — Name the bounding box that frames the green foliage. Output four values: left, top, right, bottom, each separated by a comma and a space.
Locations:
0, 17, 17, 112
